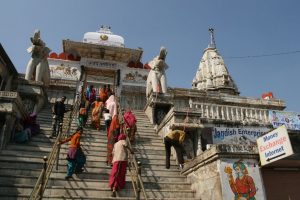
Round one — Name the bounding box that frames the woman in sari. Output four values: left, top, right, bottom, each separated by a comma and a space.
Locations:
24, 112, 40, 136
106, 114, 120, 166
91, 98, 103, 130
78, 103, 87, 127
109, 133, 133, 197
99, 85, 108, 103
106, 94, 117, 118
59, 127, 85, 179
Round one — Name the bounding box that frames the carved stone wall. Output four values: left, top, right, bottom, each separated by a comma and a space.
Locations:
187, 160, 222, 200
120, 85, 146, 110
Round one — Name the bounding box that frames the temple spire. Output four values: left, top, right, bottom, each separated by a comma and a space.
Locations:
208, 28, 216, 49
192, 28, 239, 95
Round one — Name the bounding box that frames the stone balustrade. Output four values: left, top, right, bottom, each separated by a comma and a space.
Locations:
0, 91, 27, 117
0, 91, 23, 108
190, 102, 270, 125
0, 91, 18, 98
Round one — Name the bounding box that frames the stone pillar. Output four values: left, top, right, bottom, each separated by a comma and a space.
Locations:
144, 93, 173, 128
220, 106, 224, 120
0, 113, 15, 150
241, 108, 244, 121
195, 129, 202, 156
201, 104, 204, 118
226, 106, 229, 120
17, 81, 46, 114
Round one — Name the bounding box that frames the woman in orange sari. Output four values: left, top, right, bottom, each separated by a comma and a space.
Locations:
91, 98, 103, 130
106, 114, 120, 166
99, 85, 108, 103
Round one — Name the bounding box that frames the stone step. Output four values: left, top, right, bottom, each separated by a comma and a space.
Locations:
5, 143, 168, 155
42, 195, 198, 200
0, 158, 181, 172
56, 150, 167, 160
0, 106, 195, 199
43, 186, 195, 198
0, 175, 192, 190
48, 171, 187, 183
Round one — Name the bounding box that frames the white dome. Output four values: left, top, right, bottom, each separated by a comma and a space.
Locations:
83, 26, 125, 47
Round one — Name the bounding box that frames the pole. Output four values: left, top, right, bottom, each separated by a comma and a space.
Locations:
39, 156, 48, 200
136, 161, 141, 200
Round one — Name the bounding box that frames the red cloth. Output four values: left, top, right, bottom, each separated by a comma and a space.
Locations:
230, 175, 256, 198
107, 116, 120, 165
109, 161, 127, 191
123, 111, 136, 128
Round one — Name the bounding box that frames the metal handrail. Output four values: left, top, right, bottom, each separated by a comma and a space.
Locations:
117, 104, 148, 200
29, 99, 80, 200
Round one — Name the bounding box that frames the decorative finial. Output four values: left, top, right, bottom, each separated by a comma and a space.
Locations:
98, 25, 113, 34
208, 28, 216, 49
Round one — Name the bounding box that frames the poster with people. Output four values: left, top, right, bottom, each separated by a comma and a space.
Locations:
269, 110, 300, 130
212, 127, 269, 146
220, 159, 266, 200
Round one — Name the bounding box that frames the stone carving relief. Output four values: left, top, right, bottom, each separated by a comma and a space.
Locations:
25, 30, 51, 86
123, 71, 147, 83
50, 63, 80, 80
22, 98, 35, 114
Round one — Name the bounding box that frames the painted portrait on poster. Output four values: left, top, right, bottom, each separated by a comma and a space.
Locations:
219, 159, 266, 200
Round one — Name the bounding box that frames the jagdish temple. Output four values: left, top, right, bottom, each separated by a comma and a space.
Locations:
0, 26, 299, 200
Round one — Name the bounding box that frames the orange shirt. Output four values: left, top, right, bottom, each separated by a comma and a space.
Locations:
61, 132, 81, 148
79, 108, 87, 115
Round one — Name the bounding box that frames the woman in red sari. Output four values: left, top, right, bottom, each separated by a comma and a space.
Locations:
91, 98, 103, 130
109, 133, 133, 197
106, 114, 120, 166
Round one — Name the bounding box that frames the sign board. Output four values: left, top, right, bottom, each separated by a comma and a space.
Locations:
257, 125, 294, 166
212, 127, 269, 146
269, 110, 300, 130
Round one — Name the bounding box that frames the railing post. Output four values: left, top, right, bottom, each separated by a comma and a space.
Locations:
39, 156, 48, 200
136, 161, 141, 200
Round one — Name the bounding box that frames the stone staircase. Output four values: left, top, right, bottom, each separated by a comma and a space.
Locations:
0, 104, 70, 199
0, 107, 196, 199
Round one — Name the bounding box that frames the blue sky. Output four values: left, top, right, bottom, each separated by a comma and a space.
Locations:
1, 0, 299, 112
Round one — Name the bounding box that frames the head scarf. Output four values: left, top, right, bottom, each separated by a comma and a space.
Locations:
106, 95, 115, 106
118, 133, 126, 141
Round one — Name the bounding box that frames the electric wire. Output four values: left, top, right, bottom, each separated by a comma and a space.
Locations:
223, 50, 300, 59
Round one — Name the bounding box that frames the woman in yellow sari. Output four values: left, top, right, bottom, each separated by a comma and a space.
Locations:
91, 98, 103, 130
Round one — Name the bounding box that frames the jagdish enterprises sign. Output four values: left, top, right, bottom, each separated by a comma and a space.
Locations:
212, 127, 269, 145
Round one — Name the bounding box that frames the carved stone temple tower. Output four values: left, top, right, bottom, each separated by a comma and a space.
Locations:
192, 28, 239, 95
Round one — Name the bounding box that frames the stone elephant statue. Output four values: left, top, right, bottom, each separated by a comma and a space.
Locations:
25, 30, 50, 86
146, 47, 168, 97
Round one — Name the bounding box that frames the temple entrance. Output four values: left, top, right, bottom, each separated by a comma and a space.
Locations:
81, 66, 119, 101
